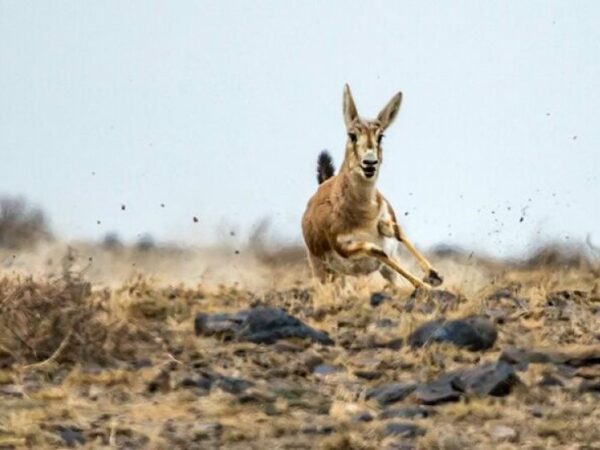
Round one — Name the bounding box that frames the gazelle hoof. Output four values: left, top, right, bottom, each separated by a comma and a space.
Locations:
424, 269, 443, 287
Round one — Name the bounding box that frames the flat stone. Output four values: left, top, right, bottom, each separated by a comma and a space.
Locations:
499, 346, 552, 370
354, 370, 383, 381
55, 426, 86, 447
313, 364, 342, 377
383, 422, 426, 438
407, 319, 445, 348
538, 372, 564, 388
351, 411, 374, 422
409, 316, 497, 351
195, 306, 333, 345
179, 370, 253, 395
453, 361, 519, 396
380, 405, 434, 420
414, 374, 461, 405
366, 382, 418, 406
500, 345, 600, 369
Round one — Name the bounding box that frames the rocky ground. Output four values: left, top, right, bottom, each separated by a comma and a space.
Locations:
0, 243, 599, 449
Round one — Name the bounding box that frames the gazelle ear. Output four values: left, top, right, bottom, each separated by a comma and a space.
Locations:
377, 91, 403, 130
343, 84, 359, 129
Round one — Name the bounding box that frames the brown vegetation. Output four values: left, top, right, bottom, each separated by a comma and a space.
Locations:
0, 242, 598, 449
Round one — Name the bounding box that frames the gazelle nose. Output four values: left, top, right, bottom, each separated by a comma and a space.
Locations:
363, 159, 378, 166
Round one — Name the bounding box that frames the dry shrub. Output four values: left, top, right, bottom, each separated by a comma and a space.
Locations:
247, 218, 306, 267
0, 274, 162, 366
522, 243, 593, 270
0, 275, 108, 365
0, 196, 52, 249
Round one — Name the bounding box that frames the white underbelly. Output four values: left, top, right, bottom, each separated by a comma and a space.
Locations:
325, 252, 381, 275
324, 236, 399, 276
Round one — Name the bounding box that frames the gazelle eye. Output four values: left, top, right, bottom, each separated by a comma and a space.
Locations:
348, 132, 357, 143
377, 134, 385, 145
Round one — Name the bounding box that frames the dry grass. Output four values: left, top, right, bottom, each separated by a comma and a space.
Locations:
0, 242, 598, 449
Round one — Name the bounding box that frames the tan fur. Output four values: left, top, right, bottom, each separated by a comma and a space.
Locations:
302, 85, 443, 289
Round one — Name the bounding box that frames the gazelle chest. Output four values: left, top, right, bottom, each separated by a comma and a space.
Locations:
324, 198, 399, 276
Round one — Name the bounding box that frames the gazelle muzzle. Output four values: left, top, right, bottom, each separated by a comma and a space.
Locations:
361, 154, 379, 178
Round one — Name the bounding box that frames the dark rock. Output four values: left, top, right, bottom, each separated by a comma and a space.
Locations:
555, 364, 578, 378
194, 312, 244, 338
359, 334, 403, 350
538, 372, 564, 388
407, 319, 445, 348
453, 361, 519, 396
416, 360, 519, 403
366, 382, 418, 406
214, 376, 254, 395
354, 370, 383, 381
499, 346, 552, 370
408, 316, 497, 351
313, 364, 341, 377
414, 374, 461, 405
56, 426, 86, 447
574, 366, 600, 379
375, 318, 398, 328
179, 371, 213, 391
179, 371, 253, 395
380, 405, 433, 420
500, 345, 600, 369
370, 292, 388, 307
351, 411, 374, 422
555, 347, 600, 367
580, 379, 600, 392
383, 422, 426, 438
194, 307, 333, 345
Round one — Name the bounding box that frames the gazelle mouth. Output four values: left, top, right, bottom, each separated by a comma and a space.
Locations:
361, 166, 376, 178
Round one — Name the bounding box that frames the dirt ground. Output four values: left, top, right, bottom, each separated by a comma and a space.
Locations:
0, 242, 599, 449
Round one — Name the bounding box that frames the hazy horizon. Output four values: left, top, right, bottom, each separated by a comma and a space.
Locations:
2, 2, 599, 257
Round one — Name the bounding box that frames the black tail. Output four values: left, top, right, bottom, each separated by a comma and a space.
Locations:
316, 150, 335, 184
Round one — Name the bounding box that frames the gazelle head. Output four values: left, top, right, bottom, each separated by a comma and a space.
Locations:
342, 84, 403, 183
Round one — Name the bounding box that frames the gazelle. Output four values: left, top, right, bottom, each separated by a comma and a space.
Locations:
301, 85, 443, 290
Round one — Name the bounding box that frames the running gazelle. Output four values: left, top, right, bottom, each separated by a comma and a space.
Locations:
301, 85, 443, 289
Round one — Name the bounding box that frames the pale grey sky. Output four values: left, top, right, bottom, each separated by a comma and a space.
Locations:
1, 1, 599, 256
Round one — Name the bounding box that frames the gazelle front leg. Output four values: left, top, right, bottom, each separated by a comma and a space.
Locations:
378, 218, 443, 287
398, 231, 443, 286
334, 238, 431, 289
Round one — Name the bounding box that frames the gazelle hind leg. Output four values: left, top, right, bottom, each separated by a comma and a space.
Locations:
335, 239, 430, 289
307, 252, 329, 283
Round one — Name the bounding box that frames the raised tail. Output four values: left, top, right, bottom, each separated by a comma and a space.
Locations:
316, 150, 335, 184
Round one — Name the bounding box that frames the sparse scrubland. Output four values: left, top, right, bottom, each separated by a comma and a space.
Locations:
0, 237, 599, 449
